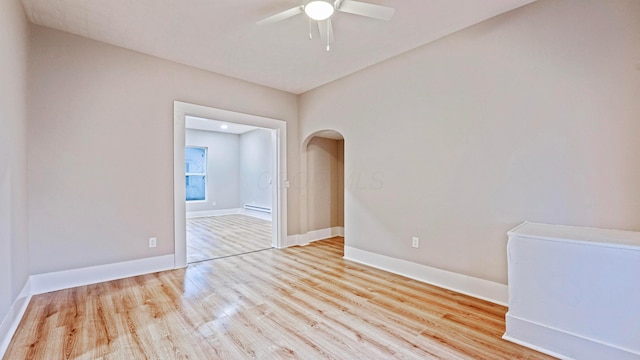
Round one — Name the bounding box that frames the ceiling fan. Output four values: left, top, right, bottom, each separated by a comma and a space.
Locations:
257, 0, 395, 51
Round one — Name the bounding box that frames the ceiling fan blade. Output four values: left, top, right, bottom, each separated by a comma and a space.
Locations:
336, 0, 395, 21
318, 19, 335, 47
256, 6, 303, 26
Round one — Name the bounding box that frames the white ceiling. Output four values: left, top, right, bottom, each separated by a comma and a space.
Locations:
21, 0, 536, 94
186, 115, 261, 135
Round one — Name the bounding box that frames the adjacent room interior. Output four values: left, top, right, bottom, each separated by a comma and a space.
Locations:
184, 115, 275, 263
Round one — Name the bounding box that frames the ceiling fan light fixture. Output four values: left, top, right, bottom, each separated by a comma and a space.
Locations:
304, 1, 334, 21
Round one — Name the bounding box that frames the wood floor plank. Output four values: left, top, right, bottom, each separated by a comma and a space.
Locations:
4, 237, 555, 360
187, 214, 272, 263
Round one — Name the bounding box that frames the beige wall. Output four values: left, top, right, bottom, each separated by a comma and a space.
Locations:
307, 137, 344, 231
300, 0, 640, 284
28, 26, 299, 275
8, 0, 640, 297
0, 0, 30, 321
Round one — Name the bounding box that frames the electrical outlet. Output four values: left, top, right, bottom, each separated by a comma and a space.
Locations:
149, 237, 157, 248
412, 236, 419, 248
212, 201, 216, 206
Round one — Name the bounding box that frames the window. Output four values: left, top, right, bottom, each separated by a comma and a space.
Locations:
185, 147, 207, 201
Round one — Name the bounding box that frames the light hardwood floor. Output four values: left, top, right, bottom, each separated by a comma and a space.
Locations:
4, 238, 554, 359
187, 214, 272, 263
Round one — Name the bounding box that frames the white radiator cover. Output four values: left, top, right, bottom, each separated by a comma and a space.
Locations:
504, 222, 640, 359
243, 204, 271, 213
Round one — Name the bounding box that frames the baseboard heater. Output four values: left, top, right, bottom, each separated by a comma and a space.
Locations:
244, 204, 272, 214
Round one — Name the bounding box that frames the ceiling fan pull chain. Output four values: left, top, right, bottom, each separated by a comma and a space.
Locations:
309, 19, 313, 40
326, 22, 330, 51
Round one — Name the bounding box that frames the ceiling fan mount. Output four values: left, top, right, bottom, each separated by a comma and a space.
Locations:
257, 0, 395, 51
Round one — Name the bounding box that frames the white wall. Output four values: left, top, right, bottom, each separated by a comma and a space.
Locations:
185, 128, 274, 214
0, 0, 29, 329
185, 129, 240, 212
28, 26, 299, 275
299, 0, 640, 284
240, 129, 273, 210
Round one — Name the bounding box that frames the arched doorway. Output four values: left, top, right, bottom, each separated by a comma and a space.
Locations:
300, 130, 345, 245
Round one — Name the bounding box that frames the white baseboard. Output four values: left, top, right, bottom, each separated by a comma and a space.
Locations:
331, 227, 344, 237
344, 246, 508, 305
30, 254, 175, 295
285, 227, 344, 247
306, 228, 333, 244
285, 234, 305, 248
0, 278, 32, 358
187, 208, 273, 222
240, 209, 272, 221
186, 208, 241, 218
504, 313, 640, 360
